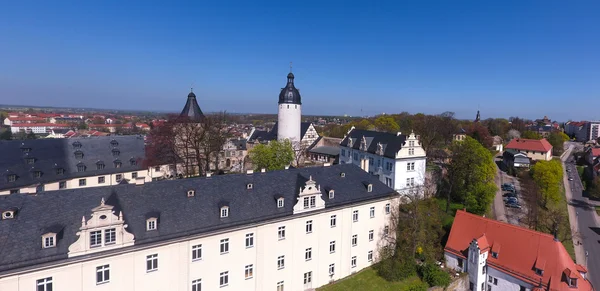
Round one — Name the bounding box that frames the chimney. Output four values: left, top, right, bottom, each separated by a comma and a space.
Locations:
323, 163, 331, 167
246, 170, 254, 175
135, 177, 145, 186
261, 168, 266, 173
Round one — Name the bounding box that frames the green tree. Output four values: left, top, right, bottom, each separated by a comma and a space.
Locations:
374, 115, 400, 133
419, 263, 451, 287
530, 160, 563, 207
248, 140, 294, 171
447, 136, 497, 214
0, 129, 11, 140
77, 122, 88, 130
522, 130, 542, 139
547, 132, 568, 155
26, 131, 37, 139
588, 176, 600, 200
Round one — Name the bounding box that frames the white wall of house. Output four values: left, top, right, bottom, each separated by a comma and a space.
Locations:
301, 124, 319, 147
0, 165, 172, 195
486, 267, 532, 291
0, 197, 398, 291
444, 252, 465, 272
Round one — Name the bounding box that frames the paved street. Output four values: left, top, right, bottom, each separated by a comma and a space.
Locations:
562, 143, 599, 287
493, 157, 526, 225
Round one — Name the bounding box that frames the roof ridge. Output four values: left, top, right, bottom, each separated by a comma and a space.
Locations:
457, 210, 555, 239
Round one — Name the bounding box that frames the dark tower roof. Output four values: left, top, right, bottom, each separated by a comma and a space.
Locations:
278, 72, 302, 105
180, 89, 205, 122
475, 110, 481, 122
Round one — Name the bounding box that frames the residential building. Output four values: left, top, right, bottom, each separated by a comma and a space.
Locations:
339, 127, 427, 192
307, 136, 342, 165
565, 121, 600, 142
453, 128, 467, 142
9, 123, 71, 134
3, 117, 46, 126
0, 164, 398, 291
218, 138, 248, 173
505, 138, 553, 161
0, 136, 172, 195
492, 136, 503, 152
502, 149, 530, 169
526, 125, 554, 138
445, 210, 592, 291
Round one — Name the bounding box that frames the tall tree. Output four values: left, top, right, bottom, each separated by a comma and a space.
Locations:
374, 115, 400, 133
521, 130, 542, 140
546, 132, 569, 155
530, 160, 563, 207
248, 140, 294, 171
447, 136, 497, 214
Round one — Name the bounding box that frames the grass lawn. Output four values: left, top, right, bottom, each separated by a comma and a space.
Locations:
317, 267, 423, 291
435, 198, 464, 229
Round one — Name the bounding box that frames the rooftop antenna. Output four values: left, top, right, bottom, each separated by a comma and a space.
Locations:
191, 81, 195, 93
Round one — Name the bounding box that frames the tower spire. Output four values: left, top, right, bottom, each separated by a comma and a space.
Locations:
290, 61, 293, 73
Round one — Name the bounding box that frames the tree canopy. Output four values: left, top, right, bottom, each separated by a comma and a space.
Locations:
521, 130, 543, 140
248, 140, 295, 171
447, 136, 497, 214
546, 132, 569, 155
530, 160, 563, 207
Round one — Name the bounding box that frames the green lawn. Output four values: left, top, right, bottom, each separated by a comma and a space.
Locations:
318, 267, 423, 291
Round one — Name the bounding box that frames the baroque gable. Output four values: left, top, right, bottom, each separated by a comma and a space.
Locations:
293, 175, 326, 214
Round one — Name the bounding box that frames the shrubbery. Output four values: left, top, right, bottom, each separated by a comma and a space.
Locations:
375, 257, 417, 281
419, 263, 451, 288
405, 280, 429, 291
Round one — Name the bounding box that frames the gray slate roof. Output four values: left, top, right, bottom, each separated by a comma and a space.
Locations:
0, 136, 147, 191
278, 72, 302, 104
309, 146, 341, 156
0, 164, 395, 273
248, 122, 312, 143
340, 129, 407, 159
179, 90, 205, 122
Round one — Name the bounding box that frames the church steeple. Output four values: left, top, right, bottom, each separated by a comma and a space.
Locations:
475, 110, 481, 123
179, 88, 205, 122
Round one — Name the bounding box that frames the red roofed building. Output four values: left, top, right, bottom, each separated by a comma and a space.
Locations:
505, 138, 553, 161
445, 210, 592, 291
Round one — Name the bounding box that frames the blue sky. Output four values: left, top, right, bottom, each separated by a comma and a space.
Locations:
1, 1, 598, 120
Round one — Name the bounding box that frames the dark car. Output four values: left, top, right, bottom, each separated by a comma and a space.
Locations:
506, 202, 522, 209
503, 192, 517, 198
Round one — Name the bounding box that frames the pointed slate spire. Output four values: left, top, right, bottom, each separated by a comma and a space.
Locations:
179, 88, 206, 122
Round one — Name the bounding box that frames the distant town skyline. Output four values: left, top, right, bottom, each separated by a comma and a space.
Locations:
1, 1, 599, 120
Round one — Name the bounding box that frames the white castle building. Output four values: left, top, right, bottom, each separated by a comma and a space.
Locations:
0, 164, 398, 291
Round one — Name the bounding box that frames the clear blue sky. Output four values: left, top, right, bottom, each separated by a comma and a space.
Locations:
1, 1, 598, 120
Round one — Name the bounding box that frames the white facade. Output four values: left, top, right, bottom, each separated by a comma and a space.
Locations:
277, 103, 302, 144
0, 165, 172, 195
339, 132, 427, 192
0, 196, 398, 291
10, 124, 70, 134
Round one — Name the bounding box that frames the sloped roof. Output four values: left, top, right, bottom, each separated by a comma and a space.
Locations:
179, 90, 205, 122
247, 122, 313, 143
506, 138, 553, 153
445, 210, 591, 291
0, 136, 147, 191
0, 164, 395, 273
340, 129, 407, 159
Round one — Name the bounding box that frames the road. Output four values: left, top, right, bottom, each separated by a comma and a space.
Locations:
562, 143, 599, 288
493, 157, 526, 225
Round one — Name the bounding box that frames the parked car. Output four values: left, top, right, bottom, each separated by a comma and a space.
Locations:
503, 192, 517, 198
506, 202, 522, 209
504, 197, 518, 203
568, 177, 574, 181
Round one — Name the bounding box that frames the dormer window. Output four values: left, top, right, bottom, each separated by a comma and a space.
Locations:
114, 161, 122, 168
42, 234, 56, 248
34, 171, 42, 178
491, 252, 498, 259
130, 159, 137, 166
77, 164, 86, 172
187, 190, 195, 197
569, 278, 578, 288
367, 184, 373, 192
277, 197, 284, 208
74, 150, 84, 159
21, 147, 31, 153
2, 210, 16, 219
147, 218, 157, 231
220, 206, 229, 218
303, 196, 316, 209
110, 140, 119, 147
55, 168, 65, 175
329, 190, 335, 199
112, 149, 120, 157
247, 183, 253, 190
72, 141, 82, 149
96, 162, 105, 170
7, 174, 17, 183
535, 268, 544, 276
26, 157, 35, 164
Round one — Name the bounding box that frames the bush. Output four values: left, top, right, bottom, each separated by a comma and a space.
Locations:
419, 263, 451, 287
404, 280, 429, 291
376, 257, 417, 281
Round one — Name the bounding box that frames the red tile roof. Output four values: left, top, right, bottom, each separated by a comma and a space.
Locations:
445, 210, 591, 291
11, 123, 70, 127
591, 148, 600, 158
506, 138, 553, 153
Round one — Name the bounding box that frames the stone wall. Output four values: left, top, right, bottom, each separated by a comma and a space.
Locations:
428, 274, 469, 291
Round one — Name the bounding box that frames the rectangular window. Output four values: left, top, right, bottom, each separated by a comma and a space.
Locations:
220, 238, 229, 254
303, 196, 309, 208
147, 220, 156, 230
330, 215, 337, 227
278, 226, 286, 240
310, 196, 316, 207
304, 271, 312, 284
277, 255, 285, 269
330, 241, 336, 253
59, 181, 66, 189
277, 198, 284, 208
10, 189, 19, 194
245, 264, 254, 279
96, 264, 110, 284
192, 279, 202, 291
98, 176, 105, 184
116, 174, 122, 182
329, 263, 335, 275
245, 233, 254, 248
90, 230, 102, 247
410, 177, 415, 186
385, 203, 391, 214
219, 271, 229, 287
341, 149, 345, 156
105, 228, 116, 244
352, 234, 358, 246
192, 244, 202, 261
44, 236, 54, 248
79, 178, 86, 186
368, 251, 373, 262
306, 220, 313, 233
370, 207, 375, 218
353, 210, 359, 222
146, 254, 158, 272
384, 225, 390, 236
132, 172, 138, 179
351, 256, 357, 268
277, 281, 284, 291
305, 248, 312, 261
369, 230, 374, 241
36, 277, 53, 291
385, 177, 392, 187
409, 148, 414, 155
406, 178, 410, 187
